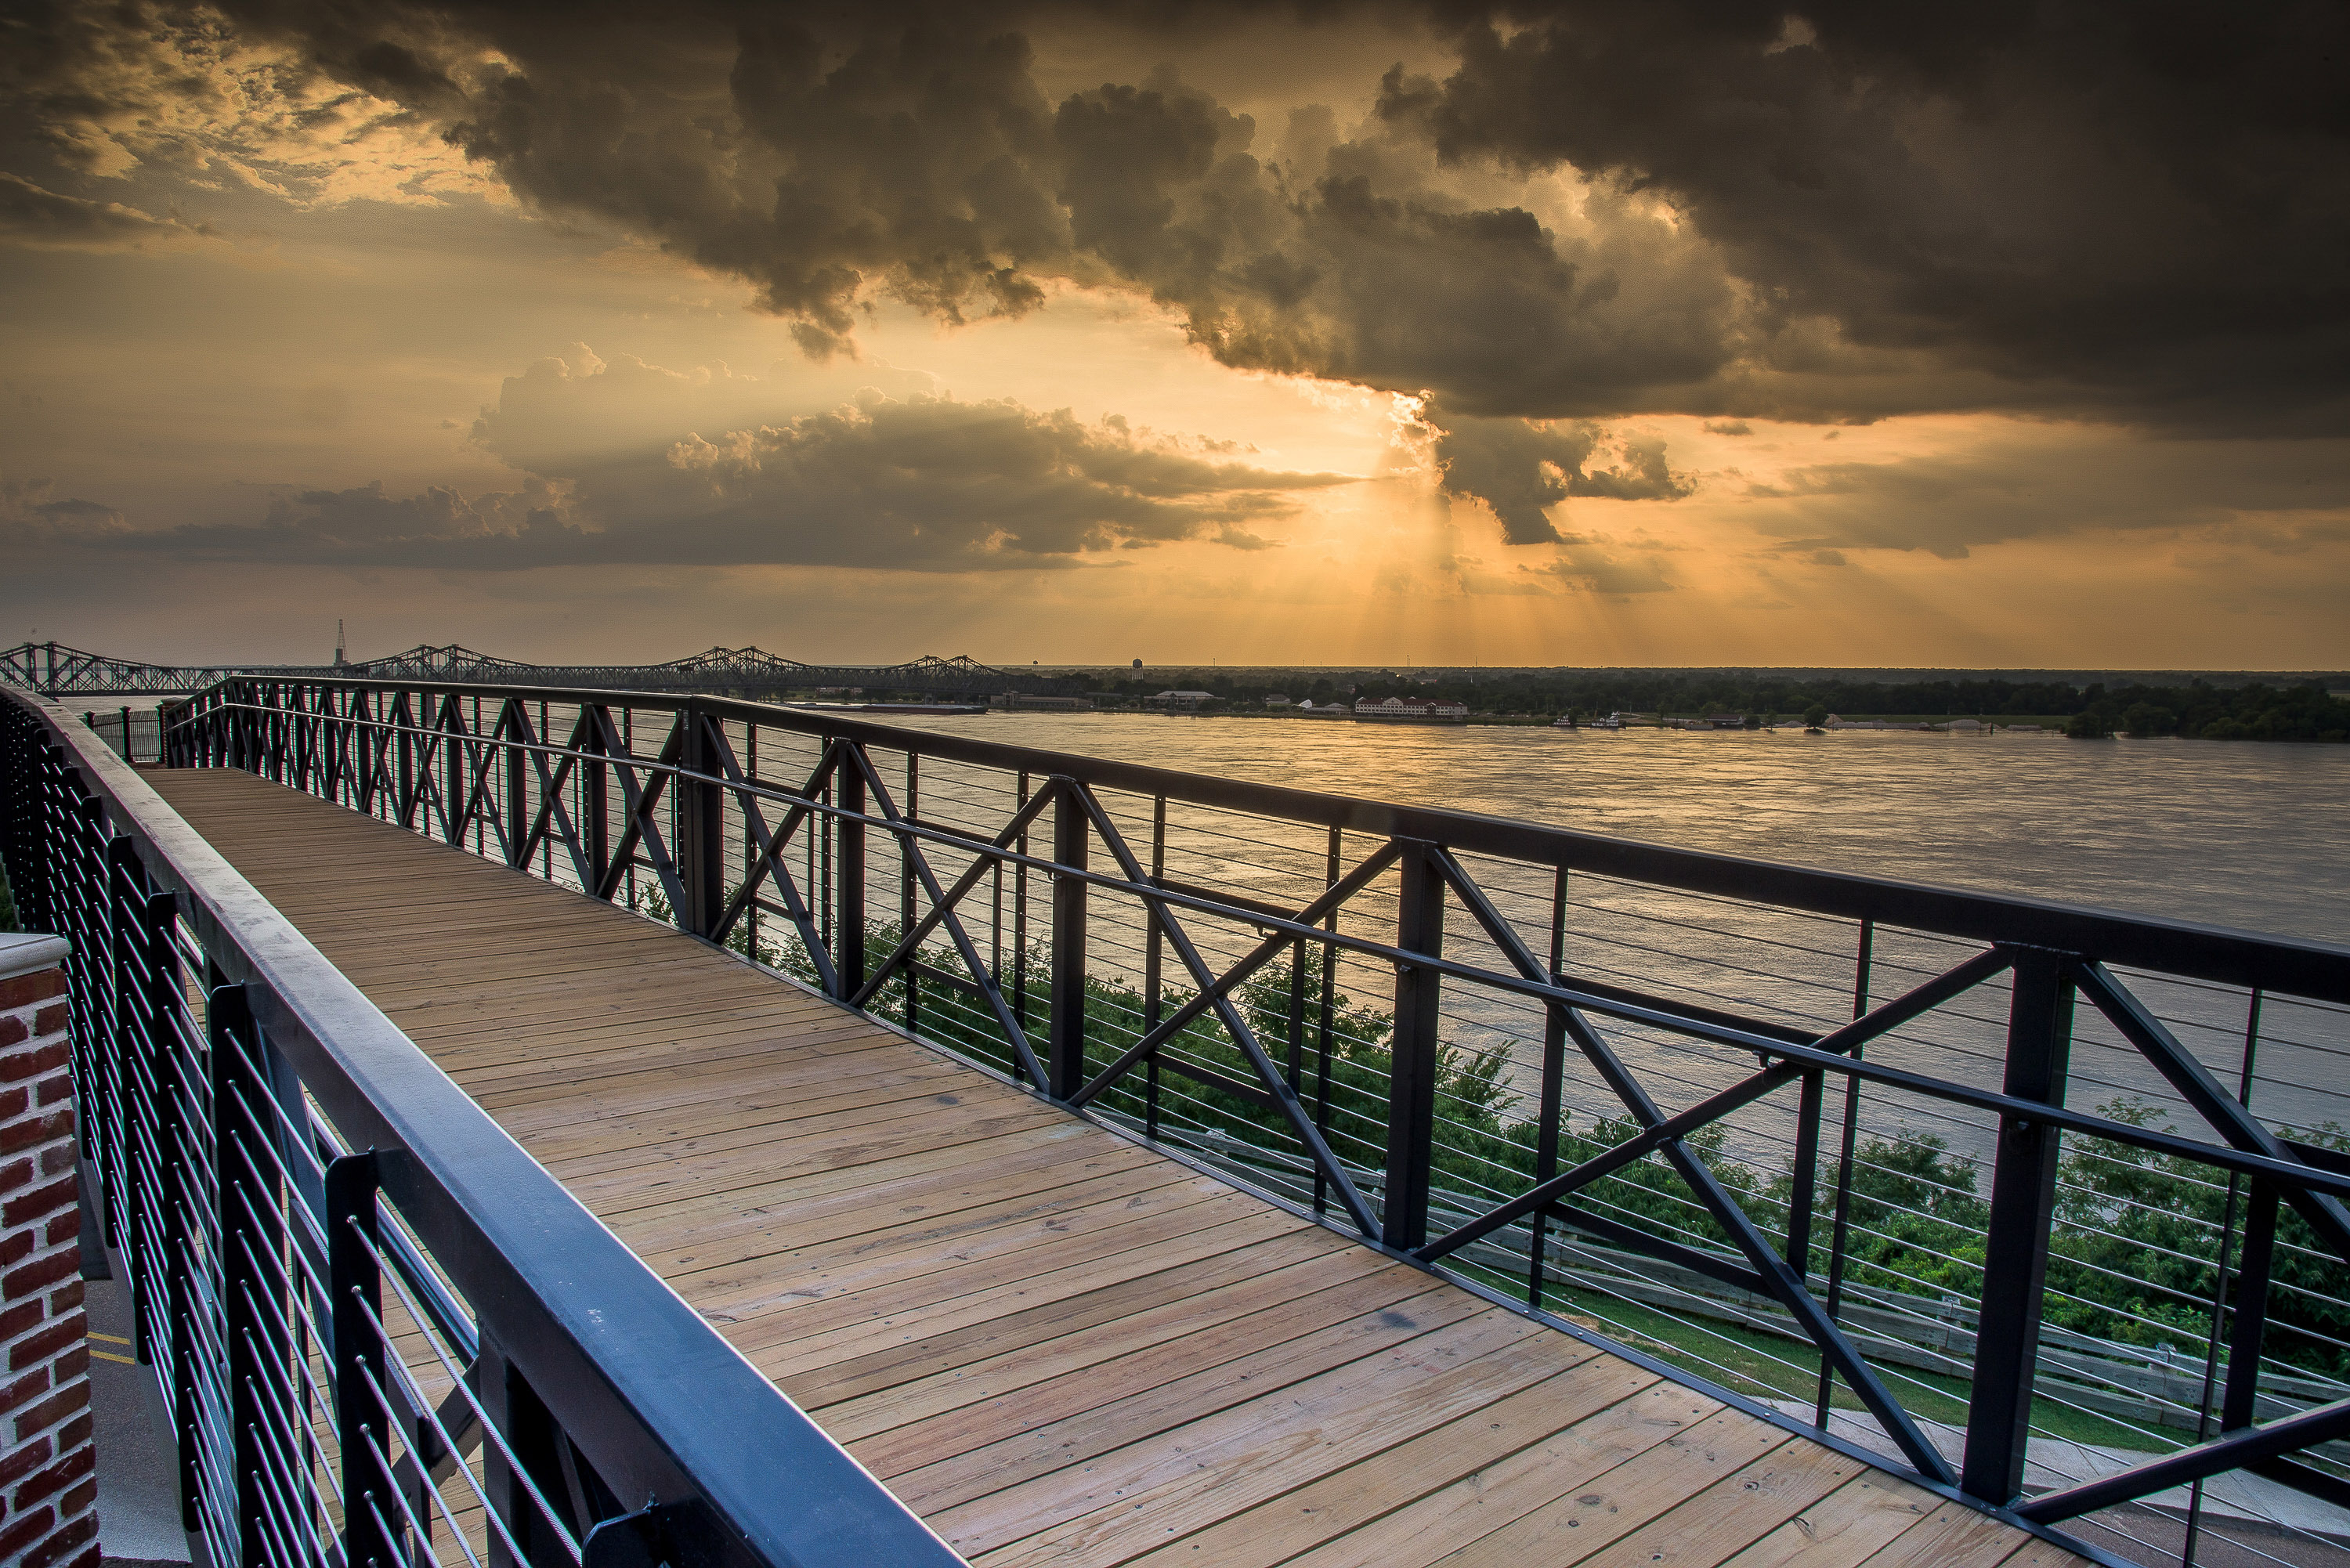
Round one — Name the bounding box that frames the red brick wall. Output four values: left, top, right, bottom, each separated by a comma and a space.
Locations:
0, 966, 93, 1568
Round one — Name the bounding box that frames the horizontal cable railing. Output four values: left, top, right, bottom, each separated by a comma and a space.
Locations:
109, 676, 2350, 1566
0, 688, 960, 1568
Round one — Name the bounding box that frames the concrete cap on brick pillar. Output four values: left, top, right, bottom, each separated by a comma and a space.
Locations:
0, 938, 70, 987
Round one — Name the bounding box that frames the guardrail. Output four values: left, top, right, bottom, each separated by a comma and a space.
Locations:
142, 676, 2350, 1566
0, 688, 959, 1568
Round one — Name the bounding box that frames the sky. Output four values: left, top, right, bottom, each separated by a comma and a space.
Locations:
2, 1, 2346, 670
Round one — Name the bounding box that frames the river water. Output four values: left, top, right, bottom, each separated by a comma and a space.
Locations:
877, 714, 2350, 945
857, 713, 2350, 1162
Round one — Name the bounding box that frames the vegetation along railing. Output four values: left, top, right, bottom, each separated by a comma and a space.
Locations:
0, 690, 960, 1568
63, 677, 2350, 1565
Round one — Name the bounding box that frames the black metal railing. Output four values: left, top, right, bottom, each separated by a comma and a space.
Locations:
136, 677, 2350, 1566
0, 688, 959, 1568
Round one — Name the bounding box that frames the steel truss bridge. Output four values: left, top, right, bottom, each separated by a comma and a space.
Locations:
0, 639, 1010, 699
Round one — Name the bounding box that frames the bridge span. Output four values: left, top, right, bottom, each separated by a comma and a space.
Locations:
1, 639, 1011, 698
139, 764, 1987, 1568
9, 676, 2348, 1567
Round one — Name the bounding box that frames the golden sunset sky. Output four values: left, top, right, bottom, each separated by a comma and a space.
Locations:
4, 2, 2345, 668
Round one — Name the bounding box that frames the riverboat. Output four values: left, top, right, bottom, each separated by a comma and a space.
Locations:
1353, 696, 1470, 724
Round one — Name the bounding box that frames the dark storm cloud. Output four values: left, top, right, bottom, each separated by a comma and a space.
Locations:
163, 0, 2342, 428
1428, 405, 1690, 543
9, 0, 2345, 555
1396, 0, 2350, 432
63, 388, 1352, 569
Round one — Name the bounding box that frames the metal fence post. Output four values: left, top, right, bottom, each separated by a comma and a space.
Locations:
328, 1151, 390, 1568
105, 837, 150, 1333
208, 981, 269, 1568
1048, 779, 1088, 1100
583, 707, 611, 894
445, 697, 468, 846
2220, 1181, 2280, 1431
836, 750, 865, 995
1383, 841, 1445, 1250
137, 883, 204, 1530
504, 699, 528, 869
1961, 948, 2076, 1503
395, 695, 416, 828
674, 705, 723, 938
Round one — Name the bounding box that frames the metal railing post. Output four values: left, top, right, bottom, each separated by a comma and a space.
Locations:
1530, 866, 1568, 1306
1048, 779, 1088, 1100
583, 706, 611, 894
137, 883, 203, 1531
329, 1151, 390, 1568
1960, 948, 2076, 1503
445, 697, 468, 846
396, 695, 417, 829
105, 837, 147, 1332
504, 700, 528, 868
1787, 1071, 1824, 1281
676, 704, 725, 938
2219, 1181, 2280, 1431
836, 750, 865, 995
208, 981, 269, 1568
1383, 841, 1444, 1250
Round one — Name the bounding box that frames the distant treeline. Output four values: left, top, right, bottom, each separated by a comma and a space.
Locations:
1043, 672, 2350, 742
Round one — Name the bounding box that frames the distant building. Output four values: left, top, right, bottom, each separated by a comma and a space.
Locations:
1298, 700, 1347, 717
1264, 693, 1290, 706
1146, 689, 1219, 710
1354, 696, 1469, 724
1944, 718, 1983, 732
1704, 713, 1745, 729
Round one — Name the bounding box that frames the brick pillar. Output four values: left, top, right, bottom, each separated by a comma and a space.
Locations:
0, 935, 93, 1568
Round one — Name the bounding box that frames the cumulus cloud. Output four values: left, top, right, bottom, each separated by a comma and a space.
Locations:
1398, 3, 2350, 432
0, 172, 219, 251
9, 1, 2344, 570
0, 471, 129, 540
89, 361, 1354, 569
653, 392, 1345, 563
1535, 544, 1675, 596
1742, 426, 2350, 559
468, 344, 939, 478
110, 0, 2334, 435
1429, 406, 1691, 544
65, 3, 1740, 433
148, 477, 590, 565
3, 1, 494, 205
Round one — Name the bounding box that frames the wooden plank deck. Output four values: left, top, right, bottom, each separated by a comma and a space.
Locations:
140, 768, 2079, 1568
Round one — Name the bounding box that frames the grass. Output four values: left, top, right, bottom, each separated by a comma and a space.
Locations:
1452, 1255, 2175, 1452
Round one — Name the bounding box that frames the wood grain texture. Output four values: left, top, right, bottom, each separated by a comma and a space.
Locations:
143, 768, 2082, 1568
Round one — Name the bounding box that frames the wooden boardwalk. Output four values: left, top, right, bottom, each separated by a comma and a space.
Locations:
141, 768, 2080, 1568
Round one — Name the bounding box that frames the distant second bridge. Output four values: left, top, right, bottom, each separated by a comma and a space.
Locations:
0, 639, 1012, 698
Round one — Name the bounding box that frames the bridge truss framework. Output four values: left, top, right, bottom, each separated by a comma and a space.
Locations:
0, 640, 1010, 699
